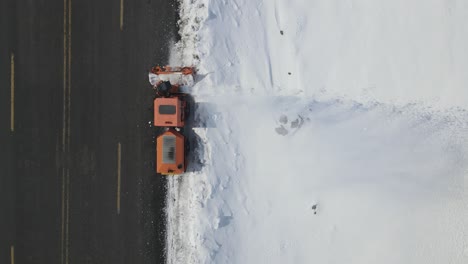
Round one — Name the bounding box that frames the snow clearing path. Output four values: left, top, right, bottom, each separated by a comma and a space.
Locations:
166, 1, 468, 263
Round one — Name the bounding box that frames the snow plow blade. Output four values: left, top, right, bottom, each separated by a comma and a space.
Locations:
151, 66, 194, 75
148, 65, 195, 87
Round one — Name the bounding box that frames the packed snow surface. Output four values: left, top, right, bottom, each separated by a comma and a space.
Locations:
166, 0, 468, 263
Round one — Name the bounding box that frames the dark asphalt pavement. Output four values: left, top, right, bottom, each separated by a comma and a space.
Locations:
0, 0, 178, 263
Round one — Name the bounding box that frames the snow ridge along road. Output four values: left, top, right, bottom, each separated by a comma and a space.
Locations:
167, 0, 468, 263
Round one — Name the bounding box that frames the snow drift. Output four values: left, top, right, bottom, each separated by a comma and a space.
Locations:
166, 0, 468, 263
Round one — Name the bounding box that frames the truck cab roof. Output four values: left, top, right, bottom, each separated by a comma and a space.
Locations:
154, 97, 185, 127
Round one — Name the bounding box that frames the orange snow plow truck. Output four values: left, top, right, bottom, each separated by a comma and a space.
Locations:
151, 66, 194, 175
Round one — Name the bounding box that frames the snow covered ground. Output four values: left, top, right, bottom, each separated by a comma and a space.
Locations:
166, 0, 468, 263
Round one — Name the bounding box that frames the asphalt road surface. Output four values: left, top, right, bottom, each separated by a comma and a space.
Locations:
0, 0, 178, 263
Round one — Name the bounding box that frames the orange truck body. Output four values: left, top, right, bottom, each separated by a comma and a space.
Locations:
153, 97, 187, 127
156, 129, 186, 175
153, 88, 188, 175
